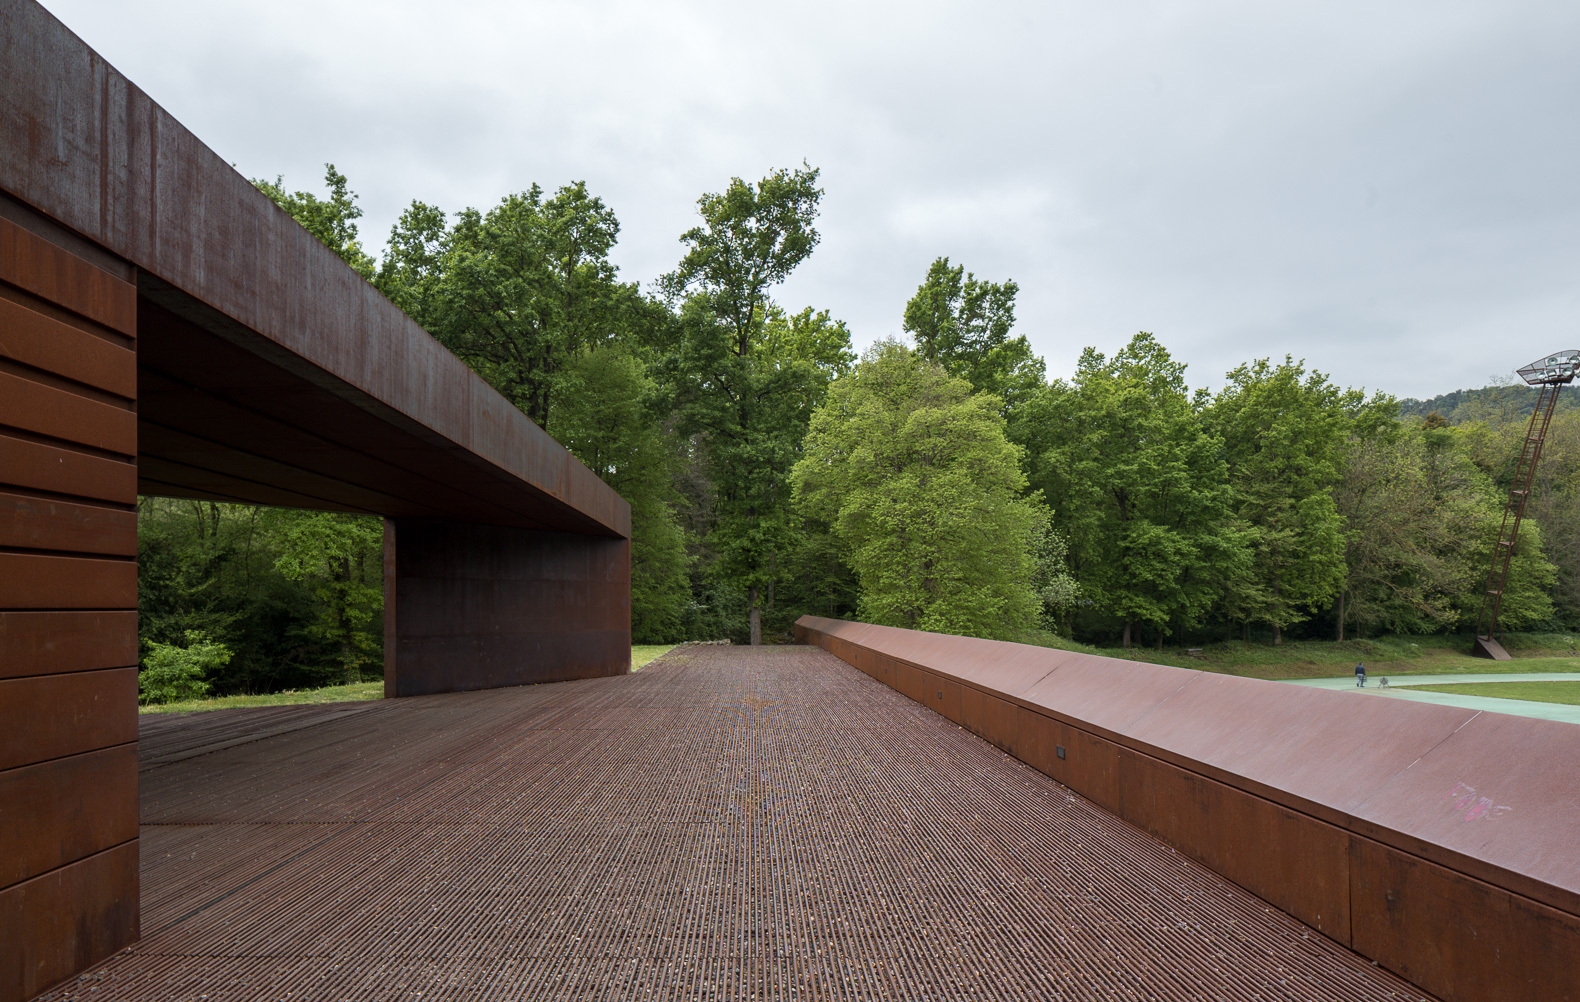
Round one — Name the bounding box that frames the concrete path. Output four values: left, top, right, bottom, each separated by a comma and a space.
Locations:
1283, 672, 1580, 725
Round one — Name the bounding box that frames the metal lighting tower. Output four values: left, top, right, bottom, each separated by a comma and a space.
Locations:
1471, 349, 1580, 659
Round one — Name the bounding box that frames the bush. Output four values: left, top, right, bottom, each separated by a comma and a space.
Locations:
139, 630, 232, 705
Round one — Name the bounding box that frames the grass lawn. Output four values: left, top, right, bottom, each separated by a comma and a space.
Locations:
140, 680, 383, 714
1014, 629, 1580, 681
142, 645, 683, 714
1405, 680, 1580, 705
631, 644, 677, 670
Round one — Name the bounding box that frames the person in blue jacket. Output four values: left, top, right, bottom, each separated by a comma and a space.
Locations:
1355, 662, 1367, 687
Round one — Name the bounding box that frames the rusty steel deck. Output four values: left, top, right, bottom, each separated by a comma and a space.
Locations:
40, 647, 1431, 1001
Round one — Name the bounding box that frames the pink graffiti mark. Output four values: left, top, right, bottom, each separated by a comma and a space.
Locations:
1443, 782, 1514, 822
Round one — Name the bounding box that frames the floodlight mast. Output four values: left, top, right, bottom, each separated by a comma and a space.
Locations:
1470, 349, 1580, 660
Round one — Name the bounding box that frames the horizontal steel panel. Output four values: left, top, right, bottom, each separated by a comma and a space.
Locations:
0, 668, 137, 771
0, 744, 137, 886
0, 552, 135, 609
0, 369, 134, 456
0, 491, 136, 556
0, 610, 138, 679
0, 291, 135, 397
0, 840, 137, 1002
0, 217, 135, 336
0, 433, 136, 504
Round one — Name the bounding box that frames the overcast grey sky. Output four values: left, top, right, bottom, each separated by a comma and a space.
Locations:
38, 0, 1580, 399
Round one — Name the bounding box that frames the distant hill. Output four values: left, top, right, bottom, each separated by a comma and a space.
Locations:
1398, 384, 1580, 424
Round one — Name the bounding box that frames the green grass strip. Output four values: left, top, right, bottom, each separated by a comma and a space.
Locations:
1013, 629, 1580, 680
140, 680, 384, 714
143, 645, 684, 713
631, 644, 677, 671
1405, 680, 1580, 706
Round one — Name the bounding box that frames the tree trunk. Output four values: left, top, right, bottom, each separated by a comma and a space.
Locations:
339, 556, 357, 684
1122, 619, 1132, 649
1155, 626, 1163, 651
1335, 592, 1346, 642
1272, 622, 1282, 646
748, 586, 761, 646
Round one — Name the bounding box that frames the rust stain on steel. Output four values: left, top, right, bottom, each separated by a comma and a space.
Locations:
797, 615, 1580, 1002
41, 647, 1433, 1001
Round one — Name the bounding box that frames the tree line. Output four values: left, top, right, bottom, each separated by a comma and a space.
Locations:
137, 162, 1578, 697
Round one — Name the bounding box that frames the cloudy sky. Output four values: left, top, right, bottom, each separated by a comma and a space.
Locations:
39, 0, 1580, 399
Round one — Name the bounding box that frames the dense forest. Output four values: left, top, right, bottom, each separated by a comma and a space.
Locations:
136, 163, 1580, 698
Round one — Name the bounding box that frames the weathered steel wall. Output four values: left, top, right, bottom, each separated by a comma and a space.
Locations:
796, 616, 1580, 1002
386, 520, 631, 696
1, 2, 635, 998
0, 205, 140, 1001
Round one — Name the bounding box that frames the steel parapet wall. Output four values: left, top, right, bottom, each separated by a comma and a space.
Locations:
795, 615, 1580, 1002
385, 520, 631, 697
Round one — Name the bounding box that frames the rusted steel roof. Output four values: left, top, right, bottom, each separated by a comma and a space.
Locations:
0, 0, 627, 536
47, 647, 1431, 1001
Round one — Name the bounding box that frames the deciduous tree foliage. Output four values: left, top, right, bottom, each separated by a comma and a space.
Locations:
141, 161, 1580, 682
794, 342, 1043, 638
394, 182, 652, 429
1204, 358, 1349, 643
254, 165, 376, 279
548, 349, 691, 643
270, 511, 384, 684
137, 498, 384, 695
1027, 334, 1247, 648
902, 257, 1044, 410
660, 164, 842, 644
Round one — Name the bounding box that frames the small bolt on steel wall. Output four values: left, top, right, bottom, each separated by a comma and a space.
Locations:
1471, 349, 1579, 660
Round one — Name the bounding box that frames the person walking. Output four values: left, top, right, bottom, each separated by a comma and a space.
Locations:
1355, 662, 1367, 688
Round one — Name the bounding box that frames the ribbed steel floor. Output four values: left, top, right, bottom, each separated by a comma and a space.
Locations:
47, 646, 1432, 1001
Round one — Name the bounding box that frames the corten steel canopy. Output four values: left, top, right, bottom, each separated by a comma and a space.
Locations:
0, 1, 630, 998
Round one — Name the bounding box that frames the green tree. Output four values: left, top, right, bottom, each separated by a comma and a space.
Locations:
139, 630, 231, 705
137, 498, 374, 693
1204, 358, 1348, 643
661, 164, 841, 644
793, 342, 1043, 638
901, 256, 1043, 409
1330, 414, 1556, 639
1519, 409, 1580, 626
1028, 333, 1246, 648
254, 164, 376, 279
269, 511, 384, 684
659, 164, 823, 355
415, 182, 647, 428
549, 348, 690, 642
